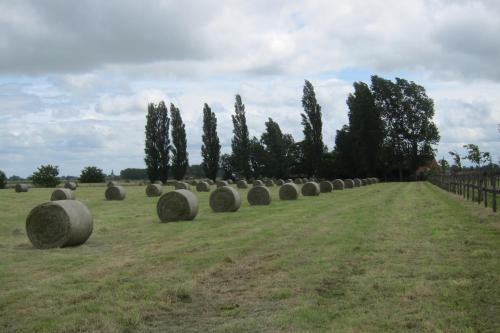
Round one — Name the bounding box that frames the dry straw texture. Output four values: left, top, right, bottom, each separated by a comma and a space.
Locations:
146, 184, 163, 197
156, 189, 199, 222
344, 179, 354, 188
26, 200, 93, 249
361, 179, 368, 186
190, 180, 199, 186
276, 179, 285, 186
353, 178, 362, 187
247, 186, 272, 205
319, 181, 333, 193
216, 180, 228, 188
302, 182, 320, 196
253, 180, 264, 187
196, 181, 210, 192
175, 182, 190, 190
64, 182, 77, 190
209, 186, 241, 212
264, 179, 275, 187
15, 184, 29, 192
279, 183, 300, 200
51, 189, 75, 201
107, 181, 118, 188
105, 186, 126, 200
294, 178, 303, 184
333, 179, 345, 190
237, 180, 249, 189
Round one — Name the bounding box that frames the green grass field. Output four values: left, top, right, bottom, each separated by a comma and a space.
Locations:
1, 182, 499, 332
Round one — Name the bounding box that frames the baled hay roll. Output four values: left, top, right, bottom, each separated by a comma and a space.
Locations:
332, 179, 345, 190
26, 200, 93, 249
279, 183, 300, 200
302, 182, 320, 196
319, 181, 333, 193
253, 180, 264, 187
302, 178, 309, 183
51, 189, 75, 201
166, 180, 176, 186
353, 178, 362, 187
154, 180, 164, 185
216, 180, 228, 188
105, 186, 126, 200
264, 179, 275, 187
146, 184, 163, 197
236, 180, 248, 189
374, 177, 380, 183
209, 186, 241, 212
156, 189, 199, 222
276, 179, 285, 186
294, 178, 303, 184
175, 182, 190, 190
361, 179, 368, 186
344, 179, 354, 188
227, 179, 234, 184
196, 181, 210, 192
190, 180, 199, 186
107, 181, 118, 187
247, 185, 272, 205
15, 184, 29, 192
208, 179, 215, 185
64, 182, 77, 190
286, 179, 293, 183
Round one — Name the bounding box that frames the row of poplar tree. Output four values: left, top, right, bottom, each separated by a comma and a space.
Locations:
144, 76, 440, 182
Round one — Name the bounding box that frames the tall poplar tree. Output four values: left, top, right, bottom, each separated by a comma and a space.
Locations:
145, 101, 170, 182
157, 101, 170, 182
261, 118, 289, 179
301, 80, 325, 177
170, 103, 189, 180
231, 94, 251, 179
201, 103, 221, 181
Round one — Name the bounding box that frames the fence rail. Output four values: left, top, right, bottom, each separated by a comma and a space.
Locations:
428, 171, 499, 213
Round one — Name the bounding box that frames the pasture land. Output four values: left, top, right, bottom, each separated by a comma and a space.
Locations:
1, 182, 499, 332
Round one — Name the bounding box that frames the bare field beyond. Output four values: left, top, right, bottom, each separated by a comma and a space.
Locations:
0, 182, 499, 332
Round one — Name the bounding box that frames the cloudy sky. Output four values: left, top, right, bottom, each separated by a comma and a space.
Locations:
1, 0, 499, 177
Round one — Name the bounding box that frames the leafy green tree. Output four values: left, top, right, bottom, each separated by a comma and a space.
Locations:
0, 170, 6, 189
80, 166, 105, 183
346, 81, 383, 177
201, 103, 221, 181
301, 80, 325, 177
448, 151, 462, 170
260, 118, 291, 179
170, 103, 189, 180
438, 158, 450, 174
462, 144, 491, 168
332, 125, 356, 178
249, 136, 267, 179
120, 168, 148, 180
231, 95, 251, 179
144, 101, 170, 183
32, 164, 60, 187
371, 76, 439, 180
219, 154, 233, 180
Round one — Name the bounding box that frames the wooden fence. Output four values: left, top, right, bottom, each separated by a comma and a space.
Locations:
428, 171, 499, 213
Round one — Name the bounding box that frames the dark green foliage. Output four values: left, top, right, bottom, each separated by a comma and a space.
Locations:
201, 103, 221, 181
219, 154, 233, 180
462, 144, 491, 168
120, 168, 148, 180
449, 151, 462, 170
332, 125, 355, 178
170, 103, 189, 180
32, 165, 60, 188
186, 164, 205, 178
231, 95, 251, 179
80, 166, 105, 183
261, 118, 294, 179
301, 80, 325, 177
144, 101, 170, 183
249, 136, 267, 179
0, 170, 6, 189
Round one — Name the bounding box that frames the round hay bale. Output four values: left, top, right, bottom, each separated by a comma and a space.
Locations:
26, 200, 93, 249
302, 182, 320, 196
276, 179, 285, 186
146, 184, 163, 197
154, 180, 163, 185
227, 179, 234, 184
319, 181, 333, 193
157, 189, 199, 222
51, 189, 75, 201
209, 186, 241, 212
190, 180, 199, 186
344, 179, 354, 188
286, 179, 293, 183
64, 182, 77, 190
236, 180, 248, 189
107, 181, 118, 187
294, 178, 303, 185
15, 184, 29, 193
361, 179, 368, 186
105, 186, 126, 200
247, 186, 272, 206
166, 180, 176, 186
353, 178, 362, 187
208, 179, 215, 185
279, 183, 300, 200
264, 179, 274, 187
253, 180, 264, 187
302, 178, 309, 183
216, 180, 228, 188
332, 179, 345, 190
196, 181, 210, 192
175, 182, 190, 190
